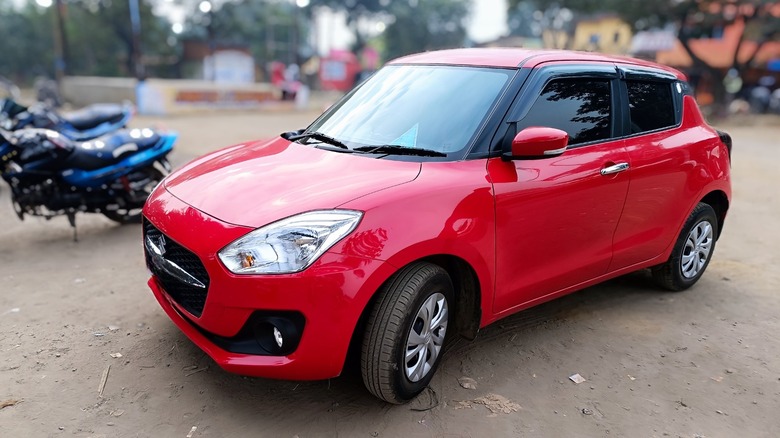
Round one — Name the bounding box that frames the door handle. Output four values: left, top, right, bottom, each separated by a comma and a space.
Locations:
600, 162, 629, 176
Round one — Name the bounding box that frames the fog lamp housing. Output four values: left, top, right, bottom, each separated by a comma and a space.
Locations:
188, 311, 305, 357
250, 315, 304, 356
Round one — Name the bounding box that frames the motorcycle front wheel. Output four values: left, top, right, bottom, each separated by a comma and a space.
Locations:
103, 164, 166, 224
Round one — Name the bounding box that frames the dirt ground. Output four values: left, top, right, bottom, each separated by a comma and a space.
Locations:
1, 109, 779, 438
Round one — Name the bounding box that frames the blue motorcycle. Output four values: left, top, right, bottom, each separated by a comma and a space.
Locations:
1, 127, 175, 236
1, 98, 133, 141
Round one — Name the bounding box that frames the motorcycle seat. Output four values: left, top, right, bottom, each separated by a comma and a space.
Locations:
61, 104, 128, 131
65, 129, 161, 171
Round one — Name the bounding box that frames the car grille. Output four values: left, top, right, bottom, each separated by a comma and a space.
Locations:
143, 218, 210, 317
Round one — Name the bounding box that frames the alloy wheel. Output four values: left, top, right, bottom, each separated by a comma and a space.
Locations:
681, 220, 713, 279
404, 292, 448, 382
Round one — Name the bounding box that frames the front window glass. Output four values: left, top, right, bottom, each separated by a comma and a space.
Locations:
518, 78, 612, 145
307, 65, 513, 154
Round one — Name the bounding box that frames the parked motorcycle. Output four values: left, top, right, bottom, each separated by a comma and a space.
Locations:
0, 76, 21, 101
0, 127, 176, 239
0, 98, 134, 141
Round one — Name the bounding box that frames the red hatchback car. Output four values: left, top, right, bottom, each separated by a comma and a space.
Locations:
142, 49, 732, 403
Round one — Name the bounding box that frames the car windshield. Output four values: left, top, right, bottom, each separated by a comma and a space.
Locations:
306, 65, 513, 155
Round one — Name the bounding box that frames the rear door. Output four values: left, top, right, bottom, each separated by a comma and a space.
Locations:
489, 64, 631, 314
609, 68, 690, 270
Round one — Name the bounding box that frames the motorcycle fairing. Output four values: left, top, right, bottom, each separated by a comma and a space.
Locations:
60, 133, 176, 188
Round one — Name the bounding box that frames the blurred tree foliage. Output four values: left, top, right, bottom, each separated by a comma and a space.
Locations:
508, 0, 780, 63
507, 0, 780, 109
0, 0, 55, 81
183, 0, 305, 65
66, 0, 177, 77
506, 1, 576, 48
309, 0, 388, 52
310, 0, 469, 58
383, 0, 470, 60
0, 0, 471, 82
181, 0, 469, 65
0, 0, 176, 82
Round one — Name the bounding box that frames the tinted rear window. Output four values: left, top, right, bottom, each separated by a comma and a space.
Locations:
627, 81, 675, 134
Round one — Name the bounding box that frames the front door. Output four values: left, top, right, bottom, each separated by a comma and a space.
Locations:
490, 73, 630, 314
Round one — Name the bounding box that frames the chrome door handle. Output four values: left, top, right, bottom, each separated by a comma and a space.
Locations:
600, 162, 629, 176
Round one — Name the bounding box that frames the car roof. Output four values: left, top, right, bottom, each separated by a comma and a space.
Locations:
390, 48, 686, 80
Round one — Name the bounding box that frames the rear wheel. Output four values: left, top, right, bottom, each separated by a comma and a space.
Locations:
651, 203, 718, 291
103, 164, 166, 224
361, 262, 453, 404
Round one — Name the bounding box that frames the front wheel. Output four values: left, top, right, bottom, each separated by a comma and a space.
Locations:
103, 164, 167, 224
361, 262, 453, 404
651, 203, 718, 291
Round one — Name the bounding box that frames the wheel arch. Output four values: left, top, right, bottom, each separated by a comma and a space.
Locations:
699, 189, 729, 239
419, 254, 482, 340
344, 254, 483, 373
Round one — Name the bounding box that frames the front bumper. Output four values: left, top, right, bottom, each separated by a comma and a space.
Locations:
143, 188, 395, 380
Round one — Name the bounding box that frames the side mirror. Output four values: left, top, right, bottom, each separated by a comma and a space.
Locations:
503, 126, 569, 160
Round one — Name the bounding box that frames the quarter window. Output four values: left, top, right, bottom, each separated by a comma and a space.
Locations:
519, 78, 612, 146
627, 81, 675, 134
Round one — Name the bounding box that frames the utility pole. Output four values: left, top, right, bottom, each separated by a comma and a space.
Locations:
52, 0, 69, 84
292, 6, 298, 66
129, 0, 145, 80
198, 1, 215, 81
207, 13, 215, 81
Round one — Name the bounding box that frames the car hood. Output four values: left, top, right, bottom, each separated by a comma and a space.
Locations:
164, 137, 422, 228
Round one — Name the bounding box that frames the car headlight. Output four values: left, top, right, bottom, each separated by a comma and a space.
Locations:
218, 209, 363, 274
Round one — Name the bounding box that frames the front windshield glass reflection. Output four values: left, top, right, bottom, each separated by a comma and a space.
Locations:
308, 65, 513, 154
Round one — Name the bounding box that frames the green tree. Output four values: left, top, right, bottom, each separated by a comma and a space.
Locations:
311, 0, 470, 57
0, 1, 55, 82
0, 0, 176, 81
309, 0, 388, 52
507, 0, 780, 110
383, 0, 470, 60
614, 0, 780, 78
65, 0, 177, 77
507, 1, 576, 48
183, 0, 304, 65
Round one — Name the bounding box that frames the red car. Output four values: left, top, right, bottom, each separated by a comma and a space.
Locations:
142, 49, 732, 404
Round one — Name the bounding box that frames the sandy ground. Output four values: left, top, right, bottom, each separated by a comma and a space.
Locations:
1, 110, 779, 438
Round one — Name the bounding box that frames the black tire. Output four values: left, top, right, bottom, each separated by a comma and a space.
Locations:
103, 165, 166, 224
652, 203, 718, 291
361, 262, 453, 404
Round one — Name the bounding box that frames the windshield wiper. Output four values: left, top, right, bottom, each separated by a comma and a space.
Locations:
353, 144, 447, 157
288, 131, 348, 149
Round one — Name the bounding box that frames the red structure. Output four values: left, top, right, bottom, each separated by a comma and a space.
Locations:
318, 50, 361, 91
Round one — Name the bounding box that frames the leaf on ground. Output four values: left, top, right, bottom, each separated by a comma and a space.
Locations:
0, 399, 21, 409
455, 393, 521, 415
458, 376, 478, 390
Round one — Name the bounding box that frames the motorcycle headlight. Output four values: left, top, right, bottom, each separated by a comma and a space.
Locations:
218, 209, 363, 275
